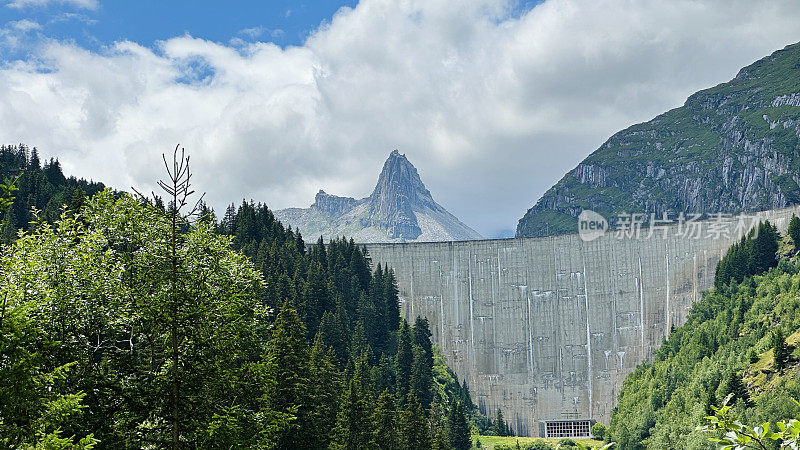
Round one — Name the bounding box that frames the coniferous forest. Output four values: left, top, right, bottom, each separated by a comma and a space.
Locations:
0, 145, 477, 449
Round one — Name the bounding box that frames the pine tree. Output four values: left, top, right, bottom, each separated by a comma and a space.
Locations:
330, 355, 376, 450
302, 261, 330, 338
308, 334, 342, 449
398, 394, 432, 450
264, 301, 312, 448
68, 186, 85, 215
748, 221, 779, 275
2, 206, 17, 244
396, 322, 414, 403
446, 401, 472, 450
720, 371, 752, 407
28, 147, 40, 170
412, 317, 435, 411
494, 409, 507, 436
789, 215, 800, 246
373, 390, 399, 450
772, 328, 789, 372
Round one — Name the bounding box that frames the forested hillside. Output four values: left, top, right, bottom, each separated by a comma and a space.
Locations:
0, 144, 105, 243
608, 220, 800, 449
0, 150, 477, 449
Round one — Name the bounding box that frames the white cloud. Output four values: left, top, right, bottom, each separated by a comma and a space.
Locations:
1, 0, 800, 237
238, 26, 284, 40
8, 19, 41, 31
0, 19, 41, 49
4, 0, 98, 9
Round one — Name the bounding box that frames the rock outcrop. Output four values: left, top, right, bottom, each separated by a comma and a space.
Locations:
517, 42, 800, 237
275, 150, 483, 242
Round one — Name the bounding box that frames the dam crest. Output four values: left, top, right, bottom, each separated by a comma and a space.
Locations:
362, 206, 800, 437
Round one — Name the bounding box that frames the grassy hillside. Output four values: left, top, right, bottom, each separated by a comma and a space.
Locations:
518, 42, 800, 237
608, 230, 800, 449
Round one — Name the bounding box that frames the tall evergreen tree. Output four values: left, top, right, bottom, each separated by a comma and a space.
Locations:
493, 409, 508, 436
396, 322, 414, 403
789, 215, 800, 246
749, 221, 779, 275
308, 334, 342, 449
719, 371, 752, 407
772, 328, 789, 372
412, 316, 435, 411
330, 355, 376, 450
446, 401, 472, 450
398, 394, 432, 450
373, 390, 399, 450
264, 301, 312, 449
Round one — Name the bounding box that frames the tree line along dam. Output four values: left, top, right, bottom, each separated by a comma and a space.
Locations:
362, 206, 800, 437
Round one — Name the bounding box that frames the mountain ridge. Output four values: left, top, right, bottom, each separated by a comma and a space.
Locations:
275, 150, 483, 243
517, 42, 800, 237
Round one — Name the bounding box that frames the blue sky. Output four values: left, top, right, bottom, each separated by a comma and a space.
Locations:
1, 0, 799, 238
0, 0, 358, 56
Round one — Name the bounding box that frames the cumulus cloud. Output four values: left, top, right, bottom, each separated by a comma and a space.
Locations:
1, 0, 800, 237
4, 0, 98, 9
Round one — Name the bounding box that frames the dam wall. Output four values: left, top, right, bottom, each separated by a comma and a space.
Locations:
363, 206, 800, 436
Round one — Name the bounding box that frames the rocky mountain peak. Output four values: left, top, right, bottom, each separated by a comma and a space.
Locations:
275, 149, 483, 243
369, 150, 436, 215
313, 190, 357, 216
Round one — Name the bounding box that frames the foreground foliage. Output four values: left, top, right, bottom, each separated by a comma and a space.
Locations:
0, 171, 477, 448
608, 221, 800, 449
699, 395, 800, 449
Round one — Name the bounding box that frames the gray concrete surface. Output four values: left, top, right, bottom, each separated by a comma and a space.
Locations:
363, 206, 800, 436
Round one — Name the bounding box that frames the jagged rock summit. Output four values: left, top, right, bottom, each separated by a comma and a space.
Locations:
275, 150, 483, 243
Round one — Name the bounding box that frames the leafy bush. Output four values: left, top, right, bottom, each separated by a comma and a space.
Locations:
523, 441, 555, 450
591, 423, 606, 441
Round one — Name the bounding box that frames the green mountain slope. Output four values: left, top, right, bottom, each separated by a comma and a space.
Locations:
607, 228, 800, 450
517, 42, 800, 237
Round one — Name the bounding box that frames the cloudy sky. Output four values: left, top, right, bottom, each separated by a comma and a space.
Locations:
1, 0, 800, 237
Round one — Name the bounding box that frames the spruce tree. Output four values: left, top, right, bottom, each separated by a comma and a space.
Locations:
494, 409, 507, 436
373, 390, 399, 450
68, 186, 85, 215
308, 334, 342, 449
412, 317, 435, 411
398, 394, 432, 450
396, 322, 414, 403
446, 401, 472, 450
748, 221, 779, 275
330, 355, 376, 450
789, 215, 800, 246
772, 328, 790, 372
264, 301, 312, 449
720, 371, 752, 407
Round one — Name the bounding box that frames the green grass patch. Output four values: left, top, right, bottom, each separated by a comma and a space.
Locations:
473, 434, 602, 449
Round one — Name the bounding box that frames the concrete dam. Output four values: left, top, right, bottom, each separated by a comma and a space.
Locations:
363, 206, 800, 437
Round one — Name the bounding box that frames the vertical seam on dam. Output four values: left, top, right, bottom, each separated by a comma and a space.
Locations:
665, 244, 670, 332
638, 254, 644, 350
582, 257, 593, 419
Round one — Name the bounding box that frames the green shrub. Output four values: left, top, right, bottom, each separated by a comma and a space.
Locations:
524, 441, 555, 450
590, 422, 606, 440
